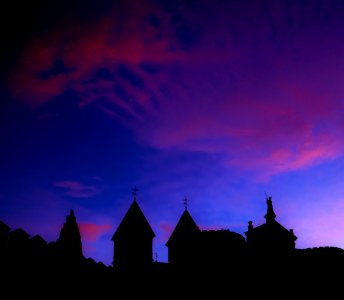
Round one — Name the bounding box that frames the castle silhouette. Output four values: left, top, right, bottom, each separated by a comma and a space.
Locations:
1, 191, 344, 295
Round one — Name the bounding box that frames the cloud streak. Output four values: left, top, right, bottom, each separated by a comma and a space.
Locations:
79, 222, 112, 242
54, 181, 100, 198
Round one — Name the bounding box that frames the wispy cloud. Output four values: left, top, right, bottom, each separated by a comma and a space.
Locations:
54, 181, 100, 198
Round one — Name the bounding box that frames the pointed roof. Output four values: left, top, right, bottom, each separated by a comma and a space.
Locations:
112, 199, 155, 240
166, 209, 200, 246
264, 197, 276, 223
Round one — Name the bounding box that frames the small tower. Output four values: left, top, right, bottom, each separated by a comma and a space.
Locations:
245, 196, 297, 254
166, 197, 200, 265
111, 187, 155, 271
57, 209, 83, 261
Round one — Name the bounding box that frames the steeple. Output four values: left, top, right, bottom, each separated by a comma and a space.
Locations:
264, 196, 276, 224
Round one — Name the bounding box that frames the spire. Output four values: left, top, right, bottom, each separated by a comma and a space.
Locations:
264, 196, 276, 223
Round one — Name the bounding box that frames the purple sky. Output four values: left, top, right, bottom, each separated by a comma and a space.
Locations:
1, 0, 344, 265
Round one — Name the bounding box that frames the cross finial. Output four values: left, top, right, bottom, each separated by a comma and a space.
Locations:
132, 186, 139, 198
183, 197, 189, 210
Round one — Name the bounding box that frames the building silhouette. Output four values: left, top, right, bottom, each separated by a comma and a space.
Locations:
245, 196, 297, 254
198, 229, 246, 267
166, 204, 246, 268
2, 190, 344, 297
111, 194, 155, 271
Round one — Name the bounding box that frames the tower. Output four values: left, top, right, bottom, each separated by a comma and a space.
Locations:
111, 188, 155, 271
166, 198, 200, 266
245, 196, 297, 254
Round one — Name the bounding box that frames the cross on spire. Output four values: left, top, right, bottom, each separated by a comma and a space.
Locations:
132, 186, 139, 199
183, 197, 189, 210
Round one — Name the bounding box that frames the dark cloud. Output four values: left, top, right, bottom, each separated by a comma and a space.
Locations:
148, 15, 160, 28
37, 59, 72, 79
139, 63, 162, 75
117, 65, 144, 89
93, 68, 114, 81
0, 0, 114, 78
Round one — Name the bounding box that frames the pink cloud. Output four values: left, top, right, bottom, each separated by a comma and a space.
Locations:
54, 181, 100, 198
8, 2, 186, 108
79, 222, 112, 242
134, 85, 344, 181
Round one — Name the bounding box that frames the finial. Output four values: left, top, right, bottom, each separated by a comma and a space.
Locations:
183, 197, 189, 210
132, 186, 139, 199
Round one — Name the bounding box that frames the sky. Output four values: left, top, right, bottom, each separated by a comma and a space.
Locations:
1, 0, 344, 265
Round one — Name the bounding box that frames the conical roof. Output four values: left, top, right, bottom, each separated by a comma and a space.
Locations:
112, 199, 155, 240
166, 209, 200, 246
